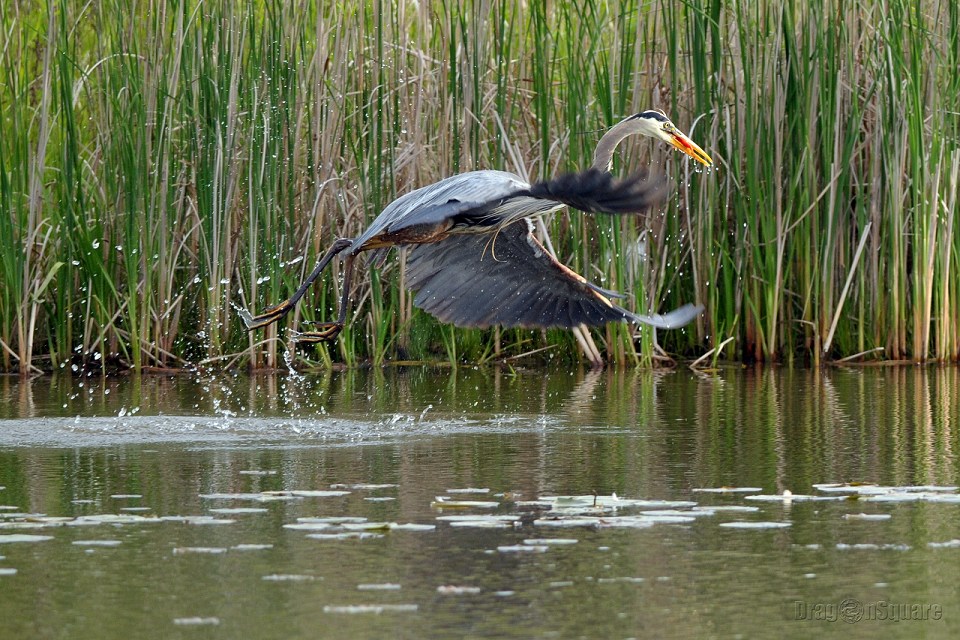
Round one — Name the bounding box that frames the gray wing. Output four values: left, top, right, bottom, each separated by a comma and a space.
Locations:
405, 219, 702, 330
350, 171, 534, 251
351, 168, 671, 253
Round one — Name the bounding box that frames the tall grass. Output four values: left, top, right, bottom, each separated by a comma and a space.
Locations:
1, 0, 958, 372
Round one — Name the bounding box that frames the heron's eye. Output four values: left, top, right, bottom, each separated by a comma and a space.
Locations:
662, 122, 675, 134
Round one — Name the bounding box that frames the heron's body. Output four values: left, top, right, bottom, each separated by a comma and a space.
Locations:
351, 170, 536, 250
240, 110, 712, 346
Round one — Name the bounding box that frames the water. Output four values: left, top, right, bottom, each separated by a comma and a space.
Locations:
0, 367, 957, 639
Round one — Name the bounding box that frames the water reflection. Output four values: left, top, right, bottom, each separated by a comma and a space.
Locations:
2, 367, 959, 488
0, 367, 958, 638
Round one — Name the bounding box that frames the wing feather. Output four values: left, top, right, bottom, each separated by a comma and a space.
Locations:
353, 168, 670, 253
406, 219, 702, 330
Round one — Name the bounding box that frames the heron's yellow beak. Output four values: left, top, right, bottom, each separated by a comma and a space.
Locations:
668, 130, 712, 166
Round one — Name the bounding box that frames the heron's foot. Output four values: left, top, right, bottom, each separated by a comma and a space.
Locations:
239, 300, 293, 330
289, 322, 343, 344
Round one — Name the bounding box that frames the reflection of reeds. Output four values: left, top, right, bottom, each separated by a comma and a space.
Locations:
3, 366, 954, 487
686, 366, 960, 488
1, 1, 958, 371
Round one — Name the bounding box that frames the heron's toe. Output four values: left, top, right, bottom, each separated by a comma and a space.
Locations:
239, 301, 293, 330
289, 323, 343, 344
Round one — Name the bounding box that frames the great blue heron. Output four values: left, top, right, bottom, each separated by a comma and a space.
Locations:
239, 110, 712, 343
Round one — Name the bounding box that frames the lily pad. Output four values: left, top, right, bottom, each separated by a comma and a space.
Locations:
388, 523, 435, 532
208, 508, 269, 514
232, 544, 273, 551
842, 513, 892, 521
286, 490, 351, 498
357, 583, 401, 590
861, 492, 960, 504
306, 532, 384, 541
923, 494, 960, 503
431, 498, 500, 509
745, 493, 842, 502
70, 514, 159, 525
448, 520, 513, 529
188, 517, 236, 526
498, 544, 548, 553
541, 495, 697, 511
0, 534, 54, 543
895, 485, 959, 492
322, 604, 418, 614
928, 539, 960, 549
693, 505, 759, 513
639, 510, 713, 518
172, 547, 228, 554
341, 522, 394, 531
199, 492, 300, 502
533, 516, 603, 528
597, 516, 687, 528
436, 514, 519, 523
719, 521, 792, 529
172, 617, 220, 626
835, 543, 910, 551
597, 576, 644, 584
437, 585, 481, 594
283, 523, 333, 531
0, 522, 61, 530
813, 483, 886, 494
346, 484, 398, 490
297, 516, 368, 524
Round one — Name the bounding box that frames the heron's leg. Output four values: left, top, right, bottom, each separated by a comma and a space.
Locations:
239, 238, 353, 330
290, 253, 357, 344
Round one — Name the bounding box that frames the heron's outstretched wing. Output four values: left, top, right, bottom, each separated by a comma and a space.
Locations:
350, 171, 530, 251
385, 169, 670, 232
521, 169, 670, 215
405, 219, 702, 330
353, 169, 671, 253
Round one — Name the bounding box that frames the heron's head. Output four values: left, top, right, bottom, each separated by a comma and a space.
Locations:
626, 110, 713, 166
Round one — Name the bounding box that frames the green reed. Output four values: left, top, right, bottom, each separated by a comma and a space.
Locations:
1, 0, 958, 372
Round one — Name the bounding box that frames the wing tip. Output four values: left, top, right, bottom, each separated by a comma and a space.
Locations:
527, 168, 671, 215
628, 303, 704, 329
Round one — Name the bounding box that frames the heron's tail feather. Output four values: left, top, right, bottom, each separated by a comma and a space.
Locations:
525, 168, 670, 215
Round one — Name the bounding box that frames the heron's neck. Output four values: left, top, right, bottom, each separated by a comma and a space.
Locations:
591, 120, 636, 172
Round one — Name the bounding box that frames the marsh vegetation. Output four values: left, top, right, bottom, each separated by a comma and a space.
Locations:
2, 0, 958, 372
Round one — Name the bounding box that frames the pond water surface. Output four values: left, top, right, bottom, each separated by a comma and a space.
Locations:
0, 366, 958, 639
